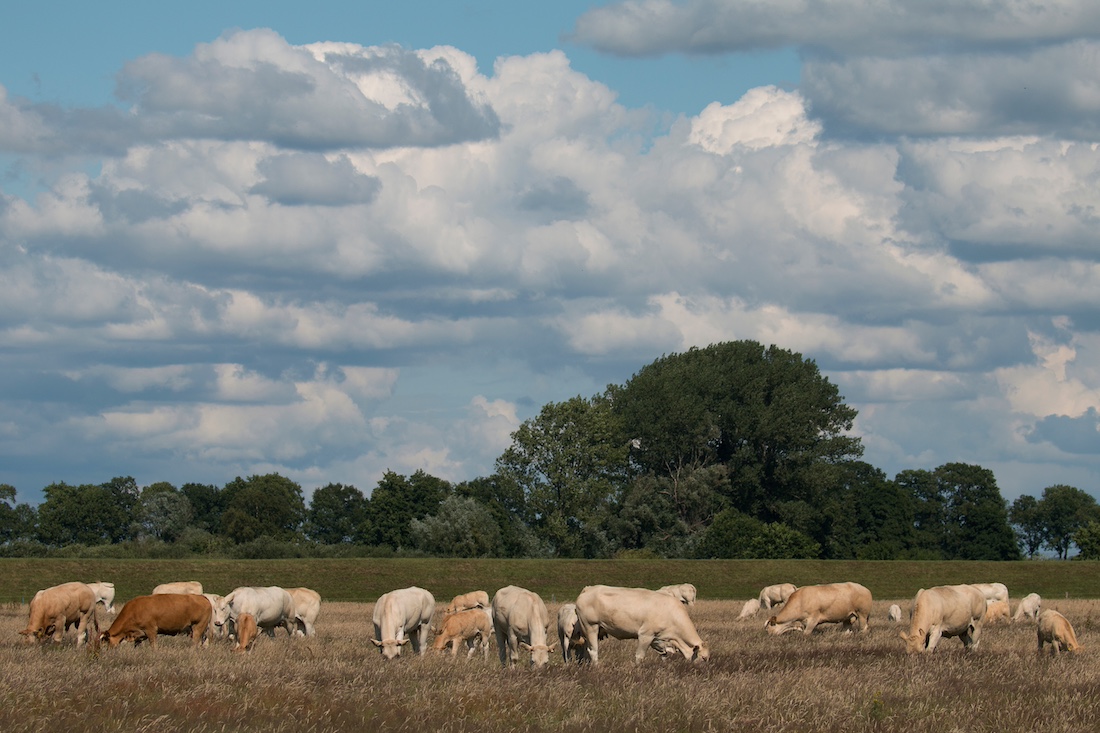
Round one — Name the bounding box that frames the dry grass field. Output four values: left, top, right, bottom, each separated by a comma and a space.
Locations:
3, 597, 1100, 733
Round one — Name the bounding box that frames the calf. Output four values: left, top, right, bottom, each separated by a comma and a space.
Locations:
984, 600, 1010, 625
234, 613, 259, 652
444, 590, 490, 615
433, 607, 492, 658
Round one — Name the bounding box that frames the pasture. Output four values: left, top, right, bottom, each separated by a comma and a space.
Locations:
3, 596, 1100, 731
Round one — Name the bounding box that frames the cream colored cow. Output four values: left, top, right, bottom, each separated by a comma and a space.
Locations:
900, 585, 986, 654
1037, 610, 1080, 655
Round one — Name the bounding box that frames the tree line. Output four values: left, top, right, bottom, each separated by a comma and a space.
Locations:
2, 341, 1098, 560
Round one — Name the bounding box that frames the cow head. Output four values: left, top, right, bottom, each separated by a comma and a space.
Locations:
899, 628, 927, 654
519, 641, 556, 668
692, 644, 710, 663
371, 637, 411, 660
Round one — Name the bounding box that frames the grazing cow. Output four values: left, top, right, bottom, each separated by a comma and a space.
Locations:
656, 583, 697, 606
970, 582, 1009, 606
574, 585, 708, 665
444, 590, 490, 615
19, 582, 98, 645
287, 587, 321, 637
887, 604, 903, 623
432, 607, 493, 658
492, 585, 556, 668
759, 583, 797, 610
1014, 593, 1042, 623
371, 586, 435, 660
85, 581, 116, 614
153, 581, 203, 595
100, 593, 212, 649
1037, 610, 1080, 655
984, 600, 1010, 625
203, 594, 226, 639
557, 602, 589, 662
900, 584, 987, 654
738, 598, 761, 619
234, 613, 258, 652
219, 586, 295, 639
765, 582, 872, 636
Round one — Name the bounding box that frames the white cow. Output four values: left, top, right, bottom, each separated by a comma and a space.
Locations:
557, 602, 587, 663
765, 582, 872, 636
287, 587, 321, 637
970, 582, 1009, 606
738, 599, 761, 619
887, 604, 903, 623
371, 586, 435, 660
203, 593, 226, 639
153, 581, 203, 595
491, 585, 556, 668
219, 586, 295, 639
1013, 593, 1042, 623
85, 581, 116, 614
900, 584, 987, 654
656, 583, 697, 606
759, 583, 797, 610
574, 585, 708, 665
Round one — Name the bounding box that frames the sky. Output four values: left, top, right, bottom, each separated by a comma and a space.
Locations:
2, 1, 1100, 506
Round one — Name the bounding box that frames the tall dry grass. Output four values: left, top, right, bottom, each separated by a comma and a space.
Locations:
2, 598, 1099, 732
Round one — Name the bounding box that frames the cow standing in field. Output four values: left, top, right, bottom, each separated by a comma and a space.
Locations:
287, 587, 321, 637
20, 582, 98, 645
219, 586, 295, 640
765, 582, 872, 636
899, 584, 986, 654
574, 585, 708, 665
371, 586, 435, 660
1014, 593, 1042, 623
738, 599, 762, 619
656, 583, 697, 606
492, 585, 555, 668
100, 593, 212, 649
85, 581, 116, 615
1037, 610, 1080, 655
444, 590, 490, 615
759, 583, 797, 610
153, 581, 204, 595
433, 607, 492, 659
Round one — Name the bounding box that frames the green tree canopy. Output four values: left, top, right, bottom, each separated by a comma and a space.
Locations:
135, 486, 194, 542
1008, 494, 1044, 558
938, 463, 1020, 561
361, 470, 450, 549
36, 479, 135, 546
220, 473, 306, 543
1038, 484, 1100, 559
410, 495, 504, 557
306, 483, 366, 544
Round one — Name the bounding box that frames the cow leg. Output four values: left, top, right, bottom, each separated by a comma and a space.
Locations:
494, 627, 508, 667
147, 629, 158, 650
925, 627, 943, 652
802, 617, 819, 635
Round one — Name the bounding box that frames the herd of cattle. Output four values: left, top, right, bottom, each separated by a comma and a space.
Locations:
16, 578, 1081, 664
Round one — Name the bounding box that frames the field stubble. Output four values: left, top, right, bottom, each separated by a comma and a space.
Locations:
2, 599, 1099, 732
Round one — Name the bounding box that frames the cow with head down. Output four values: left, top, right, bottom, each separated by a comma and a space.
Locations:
218, 586, 295, 640
765, 582, 872, 636
492, 585, 556, 668
433, 607, 492, 658
234, 613, 258, 652
656, 583, 697, 607
575, 585, 708, 665
20, 582, 98, 645
371, 586, 435, 660
759, 583, 797, 610
100, 593, 212, 649
85, 581, 116, 615
1037, 609, 1080, 655
444, 590, 490, 615
1014, 593, 1042, 623
153, 581, 203, 596
900, 584, 986, 654
287, 587, 321, 637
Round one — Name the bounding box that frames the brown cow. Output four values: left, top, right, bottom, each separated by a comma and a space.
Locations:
100, 594, 212, 648
432, 607, 492, 658
234, 613, 258, 652
765, 582, 872, 636
444, 590, 490, 615
19, 582, 98, 645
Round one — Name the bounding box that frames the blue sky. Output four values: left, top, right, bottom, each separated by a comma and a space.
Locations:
2, 0, 1100, 505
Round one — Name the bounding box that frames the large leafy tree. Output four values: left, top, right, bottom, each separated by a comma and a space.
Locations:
362, 470, 450, 549
822, 461, 916, 560
611, 341, 862, 523
410, 495, 504, 557
895, 468, 948, 559
1008, 494, 1045, 558
36, 478, 137, 546
495, 393, 629, 557
220, 473, 306, 543
453, 475, 541, 557
306, 483, 367, 544
1037, 484, 1099, 559
939, 463, 1020, 561
134, 483, 193, 542
180, 482, 223, 533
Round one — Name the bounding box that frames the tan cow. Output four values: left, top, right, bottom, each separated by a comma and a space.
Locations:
970, 582, 1009, 606
491, 585, 556, 668
574, 585, 708, 665
1014, 593, 1042, 623
984, 600, 1010, 625
234, 613, 258, 652
759, 583, 797, 610
371, 586, 435, 660
738, 598, 761, 619
444, 590, 490, 615
557, 602, 588, 662
287, 587, 321, 637
656, 583, 697, 606
765, 582, 872, 636
432, 607, 492, 658
100, 593, 212, 648
85, 581, 116, 614
1037, 610, 1080, 655
152, 581, 203, 595
19, 582, 98, 645
900, 584, 986, 654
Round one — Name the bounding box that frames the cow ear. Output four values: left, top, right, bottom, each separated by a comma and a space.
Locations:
547, 643, 558, 652
370, 638, 383, 647
898, 631, 908, 642
397, 638, 410, 646
519, 641, 532, 651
